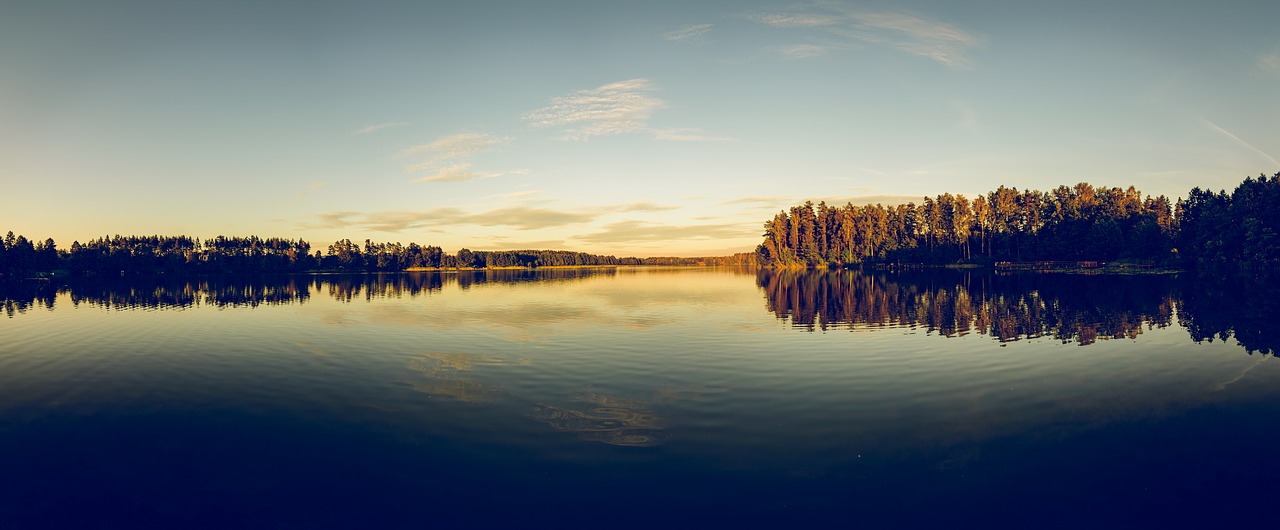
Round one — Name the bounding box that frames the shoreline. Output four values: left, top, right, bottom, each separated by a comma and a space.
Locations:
759, 262, 1183, 275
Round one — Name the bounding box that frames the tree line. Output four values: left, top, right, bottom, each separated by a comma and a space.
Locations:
1177, 174, 1280, 267
756, 174, 1280, 268
0, 232, 754, 277
757, 181, 1179, 266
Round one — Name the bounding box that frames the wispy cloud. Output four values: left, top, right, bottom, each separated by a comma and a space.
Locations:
664, 23, 713, 42
354, 122, 407, 135
748, 6, 981, 67
310, 206, 597, 232
411, 163, 502, 183
606, 201, 680, 213
1201, 119, 1280, 167
525, 79, 728, 142
486, 189, 544, 202
403, 132, 504, 159
573, 220, 753, 244
750, 13, 840, 28
402, 132, 512, 183
314, 211, 361, 228
294, 181, 327, 200
469, 239, 570, 251
651, 127, 733, 142
723, 195, 797, 206
1261, 50, 1280, 74
310, 200, 685, 234
776, 43, 832, 58
524, 79, 665, 140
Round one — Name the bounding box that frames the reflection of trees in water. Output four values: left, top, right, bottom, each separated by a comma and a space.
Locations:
758, 269, 1177, 345
531, 392, 665, 447
309, 269, 617, 301
454, 267, 617, 290
322, 273, 444, 302
1, 280, 57, 317
0, 276, 313, 313
0, 268, 619, 314
1178, 273, 1280, 355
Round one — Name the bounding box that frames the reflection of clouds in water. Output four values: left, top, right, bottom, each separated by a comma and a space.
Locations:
1213, 356, 1269, 391
531, 392, 665, 447
529, 386, 730, 447
651, 384, 730, 404
292, 339, 329, 357
362, 299, 674, 341
577, 273, 752, 321
319, 309, 360, 326
311, 270, 755, 339
363, 301, 598, 329
405, 352, 528, 403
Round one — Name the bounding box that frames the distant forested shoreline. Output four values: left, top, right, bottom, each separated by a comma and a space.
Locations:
6, 173, 1278, 278
0, 233, 754, 278
756, 173, 1280, 270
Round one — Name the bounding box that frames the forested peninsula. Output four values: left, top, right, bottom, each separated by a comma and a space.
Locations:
0, 233, 754, 278
756, 173, 1280, 269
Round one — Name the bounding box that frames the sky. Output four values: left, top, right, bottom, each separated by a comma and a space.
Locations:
2, 1, 1278, 256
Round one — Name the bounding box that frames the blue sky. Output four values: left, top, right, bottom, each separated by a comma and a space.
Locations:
3, 1, 1277, 256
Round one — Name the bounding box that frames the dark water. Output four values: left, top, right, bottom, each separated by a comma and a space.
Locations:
3, 268, 1280, 527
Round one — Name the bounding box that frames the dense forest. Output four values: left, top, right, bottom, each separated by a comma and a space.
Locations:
0, 231, 755, 277
756, 173, 1280, 268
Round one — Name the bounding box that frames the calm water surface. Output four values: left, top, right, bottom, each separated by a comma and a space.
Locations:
2, 268, 1279, 527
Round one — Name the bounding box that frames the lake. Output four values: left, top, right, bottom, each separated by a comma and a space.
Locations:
2, 267, 1279, 527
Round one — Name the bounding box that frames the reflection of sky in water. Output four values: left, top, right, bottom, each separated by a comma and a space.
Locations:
3, 269, 1280, 525
404, 352, 533, 403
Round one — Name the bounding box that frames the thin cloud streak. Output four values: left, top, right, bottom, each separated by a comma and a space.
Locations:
776, 44, 831, 58
403, 132, 504, 159
403, 132, 510, 182
664, 23, 713, 42
309, 206, 597, 232
749, 13, 840, 28
354, 122, 407, 134
525, 80, 729, 142
469, 239, 569, 251
573, 220, 752, 244
525, 79, 664, 140
1201, 119, 1280, 167
651, 127, 733, 142
723, 195, 797, 206
607, 201, 680, 213
411, 163, 502, 183
294, 181, 327, 200
1261, 51, 1280, 74
749, 6, 981, 67
308, 200, 684, 233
